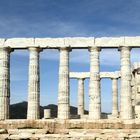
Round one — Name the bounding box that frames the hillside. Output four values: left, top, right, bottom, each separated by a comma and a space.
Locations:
10, 101, 88, 119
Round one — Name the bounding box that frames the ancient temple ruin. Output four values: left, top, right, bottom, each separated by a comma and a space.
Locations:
1, 37, 140, 139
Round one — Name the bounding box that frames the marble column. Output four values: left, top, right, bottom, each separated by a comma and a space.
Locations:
27, 47, 42, 120
0, 47, 12, 120
78, 78, 85, 116
120, 46, 133, 119
112, 78, 118, 117
131, 73, 136, 118
58, 48, 70, 119
135, 70, 140, 104
89, 47, 101, 119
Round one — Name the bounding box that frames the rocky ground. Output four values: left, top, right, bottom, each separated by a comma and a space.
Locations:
0, 119, 140, 140
10, 101, 88, 119
0, 128, 140, 140
0, 102, 138, 139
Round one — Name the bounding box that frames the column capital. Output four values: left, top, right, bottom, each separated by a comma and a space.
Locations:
28, 47, 43, 52
78, 78, 85, 81
0, 47, 14, 53
88, 47, 101, 52
118, 46, 132, 51
59, 47, 72, 52
111, 77, 118, 80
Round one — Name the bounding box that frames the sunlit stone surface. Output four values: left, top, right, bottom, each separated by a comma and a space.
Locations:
0, 47, 13, 120
0, 37, 140, 139
120, 46, 133, 119
27, 47, 42, 120
58, 48, 70, 119
89, 47, 101, 119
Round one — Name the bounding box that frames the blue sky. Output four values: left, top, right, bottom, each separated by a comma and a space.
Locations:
1, 0, 140, 113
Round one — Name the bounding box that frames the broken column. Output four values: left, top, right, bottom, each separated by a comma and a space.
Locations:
44, 109, 51, 119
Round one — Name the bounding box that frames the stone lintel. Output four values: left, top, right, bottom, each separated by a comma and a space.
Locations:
4, 38, 35, 48
64, 37, 95, 48
69, 71, 121, 79
95, 37, 124, 47
100, 71, 121, 79
0, 36, 139, 49
69, 72, 90, 79
35, 38, 65, 48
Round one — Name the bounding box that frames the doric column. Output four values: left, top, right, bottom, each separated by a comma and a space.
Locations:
78, 78, 85, 116
27, 47, 42, 120
89, 47, 101, 119
112, 78, 118, 118
0, 47, 12, 120
131, 73, 136, 118
120, 46, 133, 119
58, 47, 70, 119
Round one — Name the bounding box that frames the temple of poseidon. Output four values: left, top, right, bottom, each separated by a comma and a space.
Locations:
1, 37, 140, 139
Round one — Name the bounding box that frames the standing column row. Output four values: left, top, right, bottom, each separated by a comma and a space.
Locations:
0, 47, 12, 120
0, 46, 133, 120
26, 46, 133, 120
0, 47, 42, 120
89, 47, 101, 120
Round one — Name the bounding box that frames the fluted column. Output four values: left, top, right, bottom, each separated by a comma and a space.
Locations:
78, 78, 85, 116
89, 47, 101, 119
120, 46, 133, 119
0, 47, 12, 120
131, 73, 136, 118
27, 47, 42, 120
112, 78, 118, 118
58, 47, 70, 119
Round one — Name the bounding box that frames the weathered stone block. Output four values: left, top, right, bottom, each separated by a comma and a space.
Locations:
125, 36, 140, 46
95, 37, 124, 47
4, 38, 35, 48
64, 37, 94, 47
44, 109, 51, 119
35, 38, 65, 48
